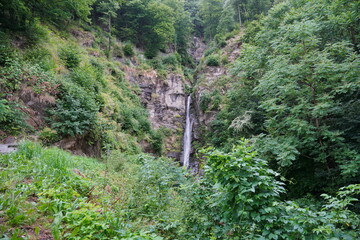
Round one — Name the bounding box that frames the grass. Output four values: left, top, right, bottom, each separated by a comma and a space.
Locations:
0, 141, 192, 239
0, 141, 169, 239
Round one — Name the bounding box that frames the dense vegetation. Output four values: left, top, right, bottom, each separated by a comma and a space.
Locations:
1, 0, 360, 239
1, 141, 359, 239
204, 0, 360, 198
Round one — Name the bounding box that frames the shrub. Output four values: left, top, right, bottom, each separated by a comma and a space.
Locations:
112, 44, 123, 58
144, 49, 157, 59
0, 58, 59, 94
38, 127, 60, 145
23, 21, 48, 45
0, 99, 28, 135
206, 55, 220, 66
123, 43, 134, 57
0, 34, 14, 66
59, 45, 81, 69
215, 35, 227, 48
162, 54, 179, 66
150, 128, 166, 155
221, 56, 229, 65
204, 47, 217, 57
149, 58, 163, 70
23, 47, 56, 71
69, 65, 98, 91
199, 92, 211, 112
48, 82, 99, 137
0, 60, 23, 91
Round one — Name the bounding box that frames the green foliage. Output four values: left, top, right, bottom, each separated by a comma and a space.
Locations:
209, 0, 360, 197
0, 0, 94, 34
206, 54, 220, 66
123, 43, 135, 57
1, 140, 360, 239
23, 47, 56, 71
216, 0, 236, 35
162, 54, 179, 66
200, 90, 222, 112
59, 46, 81, 69
0, 60, 24, 92
185, 141, 360, 239
0, 141, 165, 239
150, 128, 167, 155
199, 0, 223, 40
117, 0, 176, 58
38, 127, 60, 145
196, 141, 286, 237
49, 93, 97, 137
0, 99, 28, 135
204, 46, 217, 57
70, 64, 100, 92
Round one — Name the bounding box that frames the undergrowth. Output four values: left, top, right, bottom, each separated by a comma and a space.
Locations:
1, 141, 359, 239
0, 141, 181, 239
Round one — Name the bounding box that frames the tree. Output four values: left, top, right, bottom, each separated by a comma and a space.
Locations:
199, 0, 223, 40
230, 0, 273, 26
206, 0, 360, 197
217, 0, 236, 34
98, 0, 121, 57
0, 0, 95, 30
160, 0, 192, 57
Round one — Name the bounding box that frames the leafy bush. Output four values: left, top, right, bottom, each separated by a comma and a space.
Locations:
0, 142, 165, 239
23, 47, 56, 71
148, 58, 163, 70
48, 93, 97, 137
214, 34, 226, 48
162, 54, 179, 66
38, 127, 60, 145
123, 43, 134, 57
0, 58, 58, 93
221, 56, 229, 65
150, 128, 166, 155
144, 47, 158, 59
186, 141, 360, 239
112, 44, 123, 58
0, 35, 14, 66
206, 55, 220, 66
23, 20, 48, 45
199, 92, 212, 112
69, 64, 98, 91
119, 106, 151, 135
0, 99, 28, 134
59, 46, 81, 69
204, 47, 217, 57
0, 60, 23, 92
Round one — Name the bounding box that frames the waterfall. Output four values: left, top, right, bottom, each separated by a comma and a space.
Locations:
182, 95, 193, 168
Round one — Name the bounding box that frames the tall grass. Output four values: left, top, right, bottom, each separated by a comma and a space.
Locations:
0, 141, 191, 239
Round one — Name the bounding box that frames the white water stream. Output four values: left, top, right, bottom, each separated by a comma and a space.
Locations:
182, 95, 193, 168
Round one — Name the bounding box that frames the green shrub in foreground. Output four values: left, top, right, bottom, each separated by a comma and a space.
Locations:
187, 140, 360, 239
0, 99, 28, 135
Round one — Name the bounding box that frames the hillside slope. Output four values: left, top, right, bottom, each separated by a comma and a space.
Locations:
0, 24, 190, 160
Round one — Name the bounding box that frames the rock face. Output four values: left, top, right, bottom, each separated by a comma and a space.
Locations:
193, 34, 242, 140
189, 37, 207, 63
123, 66, 188, 160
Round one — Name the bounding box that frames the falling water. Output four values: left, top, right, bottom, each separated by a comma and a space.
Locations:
182, 95, 193, 168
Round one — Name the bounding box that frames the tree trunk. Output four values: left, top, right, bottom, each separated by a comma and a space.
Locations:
108, 15, 111, 58
238, 5, 242, 27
